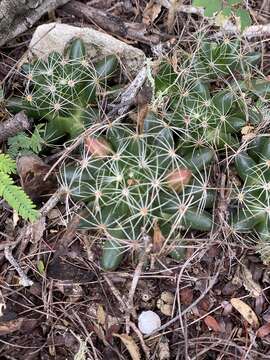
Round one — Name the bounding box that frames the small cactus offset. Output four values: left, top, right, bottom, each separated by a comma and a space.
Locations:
60, 115, 215, 270
8, 39, 119, 139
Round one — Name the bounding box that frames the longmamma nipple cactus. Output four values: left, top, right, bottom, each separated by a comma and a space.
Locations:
60, 115, 216, 270
231, 136, 270, 260
153, 39, 266, 150
8, 39, 119, 139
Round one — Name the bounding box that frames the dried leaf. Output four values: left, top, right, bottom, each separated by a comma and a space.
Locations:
180, 288, 193, 305
157, 299, 173, 316
241, 125, 254, 135
167, 0, 181, 33
203, 315, 223, 333
114, 334, 141, 360
158, 337, 170, 360
240, 264, 262, 298
143, 1, 162, 25
230, 298, 259, 328
0, 318, 24, 335
153, 222, 165, 253
17, 155, 57, 201
97, 305, 106, 326
257, 323, 270, 338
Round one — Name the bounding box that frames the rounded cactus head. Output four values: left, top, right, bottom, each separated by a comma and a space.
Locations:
231, 137, 270, 258
7, 39, 119, 139
59, 118, 216, 270
153, 38, 266, 151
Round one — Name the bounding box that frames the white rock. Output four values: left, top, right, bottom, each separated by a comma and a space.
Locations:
138, 310, 161, 335
28, 23, 145, 76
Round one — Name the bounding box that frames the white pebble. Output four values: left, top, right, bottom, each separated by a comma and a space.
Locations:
138, 310, 161, 335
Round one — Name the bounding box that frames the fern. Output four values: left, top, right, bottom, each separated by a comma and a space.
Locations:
0, 154, 17, 173
8, 124, 45, 158
0, 154, 39, 222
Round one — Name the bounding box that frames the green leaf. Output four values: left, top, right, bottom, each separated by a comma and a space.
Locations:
193, 0, 222, 17
0, 171, 39, 222
0, 154, 16, 174
235, 8, 252, 32
37, 260, 45, 275
0, 154, 39, 222
0, 85, 3, 102
227, 0, 242, 5
215, 7, 232, 27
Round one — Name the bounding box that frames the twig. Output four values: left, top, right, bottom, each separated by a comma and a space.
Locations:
129, 321, 150, 359
4, 246, 33, 287
0, 111, 31, 143
103, 275, 127, 313
157, 1, 205, 16
0, 289, 6, 316
126, 234, 152, 333
149, 258, 223, 335
109, 65, 148, 117
214, 23, 270, 39
15, 188, 65, 258
63, 1, 163, 45
158, 1, 270, 39
39, 188, 65, 217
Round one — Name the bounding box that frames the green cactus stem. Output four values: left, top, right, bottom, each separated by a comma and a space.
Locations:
7, 39, 118, 140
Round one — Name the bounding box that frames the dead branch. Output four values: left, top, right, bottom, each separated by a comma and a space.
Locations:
109, 65, 148, 117
0, 0, 70, 47
4, 246, 33, 287
0, 111, 31, 143
125, 235, 152, 333
158, 1, 270, 39
63, 1, 163, 45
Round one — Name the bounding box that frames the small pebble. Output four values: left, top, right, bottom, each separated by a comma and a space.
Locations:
138, 310, 161, 335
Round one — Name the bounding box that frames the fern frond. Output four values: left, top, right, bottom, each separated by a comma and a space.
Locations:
0, 154, 16, 174
0, 171, 39, 222
0, 154, 39, 221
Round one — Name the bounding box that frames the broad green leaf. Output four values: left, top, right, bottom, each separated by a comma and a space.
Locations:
193, 0, 222, 17
227, 0, 242, 5
235, 8, 252, 32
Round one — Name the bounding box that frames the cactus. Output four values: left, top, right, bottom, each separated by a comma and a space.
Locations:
7, 34, 269, 268
153, 39, 264, 150
231, 136, 270, 260
60, 115, 215, 270
7, 39, 118, 139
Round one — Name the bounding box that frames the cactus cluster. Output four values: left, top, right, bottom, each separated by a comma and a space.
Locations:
153, 39, 265, 150
60, 114, 215, 270
231, 137, 270, 256
8, 39, 118, 139
6, 36, 270, 269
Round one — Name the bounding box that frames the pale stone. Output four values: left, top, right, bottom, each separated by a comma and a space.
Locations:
28, 23, 145, 76
138, 310, 161, 335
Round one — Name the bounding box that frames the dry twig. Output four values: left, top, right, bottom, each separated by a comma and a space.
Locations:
0, 111, 31, 143
4, 246, 33, 287
126, 234, 152, 333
